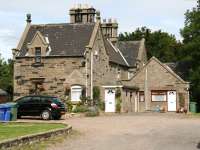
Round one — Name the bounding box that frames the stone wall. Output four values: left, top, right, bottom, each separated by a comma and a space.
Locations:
123, 57, 189, 112
0, 123, 72, 149
14, 57, 86, 100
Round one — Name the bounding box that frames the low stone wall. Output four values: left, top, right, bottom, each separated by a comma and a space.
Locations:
0, 123, 72, 149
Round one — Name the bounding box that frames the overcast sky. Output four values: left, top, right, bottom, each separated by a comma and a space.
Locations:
0, 0, 196, 60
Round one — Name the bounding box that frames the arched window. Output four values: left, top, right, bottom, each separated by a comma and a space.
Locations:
71, 85, 82, 102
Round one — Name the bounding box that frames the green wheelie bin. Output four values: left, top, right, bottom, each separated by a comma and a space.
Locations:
190, 102, 197, 113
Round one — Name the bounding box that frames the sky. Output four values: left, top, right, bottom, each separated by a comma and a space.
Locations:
0, 0, 196, 60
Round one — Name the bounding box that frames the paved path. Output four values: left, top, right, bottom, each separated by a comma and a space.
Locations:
45, 113, 200, 150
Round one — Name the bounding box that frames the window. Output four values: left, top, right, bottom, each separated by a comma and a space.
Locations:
30, 97, 40, 103
151, 91, 167, 102
117, 68, 121, 79
35, 47, 41, 63
17, 96, 31, 104
71, 86, 82, 102
128, 72, 133, 80
139, 91, 145, 102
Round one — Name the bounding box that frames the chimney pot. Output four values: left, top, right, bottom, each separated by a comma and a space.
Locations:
26, 13, 31, 23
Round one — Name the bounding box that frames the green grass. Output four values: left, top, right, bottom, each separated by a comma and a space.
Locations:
0, 122, 66, 141
12, 130, 80, 150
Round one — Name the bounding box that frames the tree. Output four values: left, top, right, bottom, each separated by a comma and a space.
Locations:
0, 54, 13, 99
119, 27, 181, 62
180, 0, 200, 102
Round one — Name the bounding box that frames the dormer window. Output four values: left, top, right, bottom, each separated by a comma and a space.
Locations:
35, 47, 41, 63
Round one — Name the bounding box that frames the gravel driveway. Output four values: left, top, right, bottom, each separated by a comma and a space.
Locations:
48, 113, 200, 150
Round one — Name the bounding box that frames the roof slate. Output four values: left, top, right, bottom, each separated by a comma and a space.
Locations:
19, 23, 95, 57
103, 38, 128, 67
117, 41, 141, 67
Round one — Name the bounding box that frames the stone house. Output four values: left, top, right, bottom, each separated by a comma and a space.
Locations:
12, 5, 189, 113
122, 57, 190, 112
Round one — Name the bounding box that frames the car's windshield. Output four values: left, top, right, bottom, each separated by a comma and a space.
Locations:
52, 98, 62, 103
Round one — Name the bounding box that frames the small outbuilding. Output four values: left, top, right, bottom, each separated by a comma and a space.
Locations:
122, 57, 190, 113
0, 89, 8, 104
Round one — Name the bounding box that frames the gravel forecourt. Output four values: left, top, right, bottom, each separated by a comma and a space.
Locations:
47, 113, 200, 150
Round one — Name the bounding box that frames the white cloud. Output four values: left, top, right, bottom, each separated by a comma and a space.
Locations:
0, 0, 197, 59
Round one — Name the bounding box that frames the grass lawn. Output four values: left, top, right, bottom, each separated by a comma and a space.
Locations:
0, 122, 66, 141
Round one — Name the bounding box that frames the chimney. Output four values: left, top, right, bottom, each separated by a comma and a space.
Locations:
101, 18, 118, 44
69, 4, 96, 23
26, 13, 32, 23
96, 10, 101, 22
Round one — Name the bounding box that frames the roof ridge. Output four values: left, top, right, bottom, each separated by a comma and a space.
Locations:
107, 39, 129, 66
31, 23, 95, 27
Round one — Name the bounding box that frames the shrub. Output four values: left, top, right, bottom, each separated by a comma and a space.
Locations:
85, 111, 99, 117
115, 88, 121, 98
93, 86, 100, 105
116, 98, 122, 113
179, 93, 185, 107
66, 98, 73, 112
72, 105, 89, 113
98, 101, 105, 111
85, 106, 99, 117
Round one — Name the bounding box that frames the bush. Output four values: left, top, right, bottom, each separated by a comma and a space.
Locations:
116, 98, 122, 113
66, 99, 73, 112
93, 86, 100, 105
72, 105, 89, 113
85, 106, 99, 117
179, 93, 185, 107
115, 88, 121, 98
98, 101, 105, 111
85, 111, 99, 117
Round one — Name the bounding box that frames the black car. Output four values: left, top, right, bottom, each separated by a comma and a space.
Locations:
16, 95, 66, 120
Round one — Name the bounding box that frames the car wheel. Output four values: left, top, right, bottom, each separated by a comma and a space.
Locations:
41, 110, 51, 120
17, 115, 21, 119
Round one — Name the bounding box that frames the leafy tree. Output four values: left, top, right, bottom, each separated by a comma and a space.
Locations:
0, 54, 13, 99
180, 0, 200, 102
119, 27, 181, 62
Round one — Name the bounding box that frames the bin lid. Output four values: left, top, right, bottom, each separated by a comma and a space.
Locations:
0, 104, 10, 108
190, 102, 197, 104
6, 103, 18, 108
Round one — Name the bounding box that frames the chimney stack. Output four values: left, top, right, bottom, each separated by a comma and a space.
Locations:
69, 4, 96, 23
101, 18, 118, 44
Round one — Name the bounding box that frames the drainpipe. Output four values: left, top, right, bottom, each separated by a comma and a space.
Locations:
90, 50, 93, 100
137, 91, 139, 112
144, 67, 148, 111
187, 88, 190, 112
85, 55, 88, 98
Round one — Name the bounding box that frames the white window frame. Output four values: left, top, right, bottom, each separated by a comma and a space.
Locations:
151, 91, 167, 102
71, 85, 82, 102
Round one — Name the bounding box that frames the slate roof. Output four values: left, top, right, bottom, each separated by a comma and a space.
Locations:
18, 22, 142, 68
117, 41, 141, 67
0, 89, 7, 96
19, 23, 95, 57
103, 38, 128, 67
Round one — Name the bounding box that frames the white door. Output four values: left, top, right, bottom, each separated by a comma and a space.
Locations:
105, 89, 116, 112
167, 91, 176, 111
